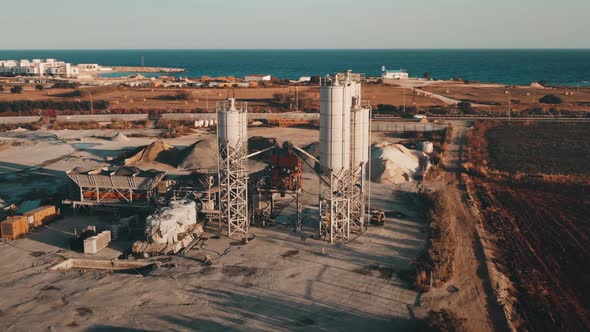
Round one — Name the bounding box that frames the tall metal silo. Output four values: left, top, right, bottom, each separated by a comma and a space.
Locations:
217, 98, 249, 238
318, 72, 358, 243
350, 106, 370, 232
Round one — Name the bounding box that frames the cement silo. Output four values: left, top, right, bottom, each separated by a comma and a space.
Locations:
319, 78, 350, 174
350, 107, 370, 168
318, 73, 361, 243
217, 98, 249, 238
350, 106, 370, 232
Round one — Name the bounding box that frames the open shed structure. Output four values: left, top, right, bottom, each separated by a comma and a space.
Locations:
64, 166, 166, 211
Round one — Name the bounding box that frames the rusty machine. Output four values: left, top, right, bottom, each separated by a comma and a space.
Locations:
253, 142, 303, 230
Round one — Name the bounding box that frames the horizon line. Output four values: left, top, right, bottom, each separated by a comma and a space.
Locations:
1, 48, 589, 51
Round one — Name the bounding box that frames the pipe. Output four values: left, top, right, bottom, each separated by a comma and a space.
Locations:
245, 145, 276, 159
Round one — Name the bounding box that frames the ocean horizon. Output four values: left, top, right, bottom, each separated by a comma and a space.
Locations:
1, 49, 589, 87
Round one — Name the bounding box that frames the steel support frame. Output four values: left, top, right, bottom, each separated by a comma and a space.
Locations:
218, 140, 249, 238
349, 164, 366, 233
319, 169, 352, 243
254, 188, 302, 231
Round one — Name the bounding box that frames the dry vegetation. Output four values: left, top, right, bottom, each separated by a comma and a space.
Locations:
465, 121, 590, 331
411, 191, 456, 292
0, 120, 43, 132
156, 119, 196, 138
421, 309, 467, 332
422, 84, 590, 110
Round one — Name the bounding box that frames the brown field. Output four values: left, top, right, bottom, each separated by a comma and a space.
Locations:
486, 122, 590, 175
422, 83, 590, 109
470, 180, 590, 331
0, 83, 449, 113
2, 81, 589, 116
466, 121, 590, 331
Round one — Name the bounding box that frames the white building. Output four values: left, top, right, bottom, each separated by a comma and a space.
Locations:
244, 74, 271, 82
0, 58, 80, 78
382, 68, 409, 80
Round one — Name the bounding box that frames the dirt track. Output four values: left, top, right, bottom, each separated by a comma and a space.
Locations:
423, 121, 510, 331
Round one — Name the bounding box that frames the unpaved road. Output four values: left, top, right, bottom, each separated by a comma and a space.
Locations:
424, 121, 509, 332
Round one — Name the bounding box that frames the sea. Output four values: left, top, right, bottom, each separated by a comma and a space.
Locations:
0, 49, 589, 87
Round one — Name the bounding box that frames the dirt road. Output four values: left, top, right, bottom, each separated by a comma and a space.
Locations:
425, 121, 510, 331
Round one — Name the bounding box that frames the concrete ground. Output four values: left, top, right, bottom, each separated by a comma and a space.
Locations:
0, 124, 436, 331
0, 180, 426, 332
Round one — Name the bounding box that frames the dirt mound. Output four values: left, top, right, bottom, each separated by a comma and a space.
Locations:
248, 136, 277, 160
124, 141, 178, 166
111, 132, 129, 142
371, 142, 425, 184
178, 140, 217, 172
9, 127, 29, 133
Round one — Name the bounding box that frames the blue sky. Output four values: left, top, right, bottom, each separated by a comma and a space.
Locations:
1, 0, 589, 49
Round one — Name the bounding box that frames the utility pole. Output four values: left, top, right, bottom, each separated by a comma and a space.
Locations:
402, 87, 406, 112
83, 89, 94, 115
295, 86, 298, 112
507, 88, 511, 121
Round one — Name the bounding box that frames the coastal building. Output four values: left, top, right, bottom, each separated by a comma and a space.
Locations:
0, 58, 80, 78
244, 74, 271, 82
382, 68, 409, 80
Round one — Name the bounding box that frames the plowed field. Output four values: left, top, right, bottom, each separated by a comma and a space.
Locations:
472, 180, 590, 331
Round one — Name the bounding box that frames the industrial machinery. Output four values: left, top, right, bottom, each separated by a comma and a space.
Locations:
370, 210, 386, 226
254, 142, 303, 230
64, 166, 166, 212
217, 98, 249, 239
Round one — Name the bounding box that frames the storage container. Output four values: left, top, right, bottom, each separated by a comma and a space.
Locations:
24, 205, 57, 227
1, 216, 29, 240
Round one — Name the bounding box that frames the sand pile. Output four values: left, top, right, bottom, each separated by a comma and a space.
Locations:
124, 141, 179, 166
9, 127, 29, 133
178, 140, 217, 172
111, 132, 130, 142
371, 142, 426, 184
248, 136, 277, 160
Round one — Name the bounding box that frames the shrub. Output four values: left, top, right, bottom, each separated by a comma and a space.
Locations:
52, 82, 79, 89
35, 84, 44, 91
0, 86, 4, 92
176, 91, 192, 101
376, 104, 397, 113
539, 94, 563, 104
424, 309, 466, 332
0, 100, 110, 113
457, 101, 473, 114
10, 86, 23, 94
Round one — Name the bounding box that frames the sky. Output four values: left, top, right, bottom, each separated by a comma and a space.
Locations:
1, 0, 589, 49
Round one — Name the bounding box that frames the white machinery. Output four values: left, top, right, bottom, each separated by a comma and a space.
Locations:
217, 98, 249, 239
145, 200, 197, 244
319, 71, 371, 242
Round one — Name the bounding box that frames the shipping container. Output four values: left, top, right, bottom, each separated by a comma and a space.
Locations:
24, 205, 57, 227
1, 216, 29, 240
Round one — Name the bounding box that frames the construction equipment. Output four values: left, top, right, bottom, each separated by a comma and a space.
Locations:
370, 210, 386, 226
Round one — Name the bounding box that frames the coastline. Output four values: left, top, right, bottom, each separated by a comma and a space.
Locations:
110, 66, 185, 73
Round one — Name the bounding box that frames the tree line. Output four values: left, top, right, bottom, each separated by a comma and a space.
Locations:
0, 100, 110, 113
